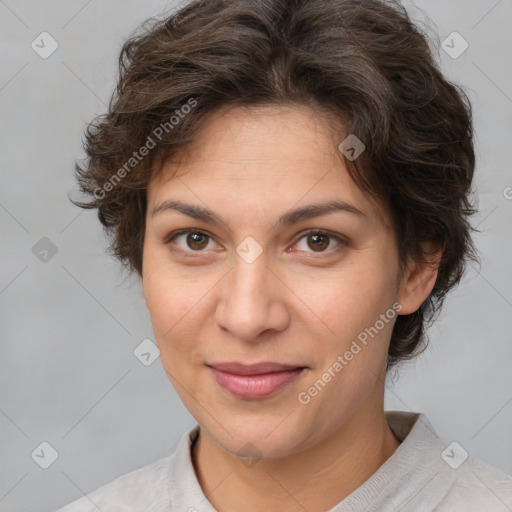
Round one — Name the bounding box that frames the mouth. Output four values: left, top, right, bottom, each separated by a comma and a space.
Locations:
206, 362, 308, 399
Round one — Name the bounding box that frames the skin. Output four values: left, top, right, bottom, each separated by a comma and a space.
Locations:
142, 104, 439, 512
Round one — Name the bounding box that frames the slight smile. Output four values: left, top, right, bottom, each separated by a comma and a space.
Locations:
207, 362, 309, 399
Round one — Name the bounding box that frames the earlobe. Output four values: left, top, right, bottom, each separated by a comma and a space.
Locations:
397, 248, 442, 315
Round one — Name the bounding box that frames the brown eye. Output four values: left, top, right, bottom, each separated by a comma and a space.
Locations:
307, 233, 330, 252
166, 230, 215, 252
294, 230, 346, 255
186, 232, 209, 250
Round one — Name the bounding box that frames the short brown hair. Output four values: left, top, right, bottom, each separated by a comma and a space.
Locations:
72, 0, 478, 369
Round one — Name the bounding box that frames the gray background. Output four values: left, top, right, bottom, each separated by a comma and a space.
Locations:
1, 1, 511, 510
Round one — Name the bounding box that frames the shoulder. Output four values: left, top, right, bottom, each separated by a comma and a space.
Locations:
54, 454, 174, 512
432, 457, 512, 511
378, 412, 512, 512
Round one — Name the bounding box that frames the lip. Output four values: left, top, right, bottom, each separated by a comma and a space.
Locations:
207, 362, 307, 399
208, 361, 305, 375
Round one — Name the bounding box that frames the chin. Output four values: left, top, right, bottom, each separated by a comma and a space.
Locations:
203, 417, 311, 461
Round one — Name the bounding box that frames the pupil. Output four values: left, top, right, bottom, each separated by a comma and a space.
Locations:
187, 232, 208, 250
309, 234, 328, 251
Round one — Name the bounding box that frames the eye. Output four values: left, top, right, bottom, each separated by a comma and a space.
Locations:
293, 230, 346, 255
165, 230, 217, 253
164, 229, 347, 257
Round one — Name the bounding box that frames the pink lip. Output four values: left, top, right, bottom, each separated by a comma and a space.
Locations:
207, 362, 307, 399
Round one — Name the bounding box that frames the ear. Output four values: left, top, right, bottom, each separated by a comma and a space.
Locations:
397, 244, 442, 315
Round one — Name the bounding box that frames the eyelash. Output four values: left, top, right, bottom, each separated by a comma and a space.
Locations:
163, 229, 347, 258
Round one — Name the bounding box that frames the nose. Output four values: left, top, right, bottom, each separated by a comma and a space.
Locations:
214, 253, 290, 342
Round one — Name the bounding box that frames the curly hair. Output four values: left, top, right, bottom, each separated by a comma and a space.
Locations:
72, 0, 478, 370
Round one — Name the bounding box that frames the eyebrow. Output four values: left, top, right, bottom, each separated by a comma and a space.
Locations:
151, 199, 366, 229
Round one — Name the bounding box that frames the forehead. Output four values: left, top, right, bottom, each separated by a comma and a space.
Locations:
147, 104, 392, 230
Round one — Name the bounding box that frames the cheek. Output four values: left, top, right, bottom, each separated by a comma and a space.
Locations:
302, 265, 395, 334
297, 257, 399, 382
143, 241, 200, 326
142, 254, 185, 347
145, 281, 198, 345
142, 259, 214, 371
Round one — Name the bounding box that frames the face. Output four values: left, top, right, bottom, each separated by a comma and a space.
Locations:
142, 104, 418, 460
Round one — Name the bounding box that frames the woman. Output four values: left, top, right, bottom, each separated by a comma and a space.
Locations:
56, 0, 512, 510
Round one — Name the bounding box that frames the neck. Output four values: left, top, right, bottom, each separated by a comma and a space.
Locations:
192, 406, 401, 512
